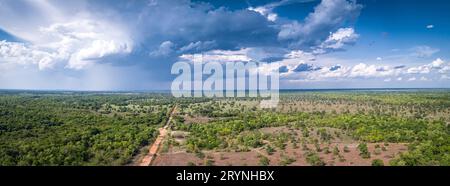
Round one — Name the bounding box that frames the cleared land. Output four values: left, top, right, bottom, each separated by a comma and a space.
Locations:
154, 90, 450, 166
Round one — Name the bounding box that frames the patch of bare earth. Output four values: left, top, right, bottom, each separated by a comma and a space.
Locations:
183, 114, 211, 124
153, 142, 406, 166
153, 126, 408, 166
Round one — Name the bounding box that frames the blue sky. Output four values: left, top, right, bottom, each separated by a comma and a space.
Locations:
0, 0, 449, 90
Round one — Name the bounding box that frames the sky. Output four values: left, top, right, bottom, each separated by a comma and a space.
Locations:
0, 0, 449, 90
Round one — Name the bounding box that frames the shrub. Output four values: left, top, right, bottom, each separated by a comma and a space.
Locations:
305, 152, 326, 166
195, 151, 205, 159
187, 162, 196, 166
374, 148, 382, 155
371, 159, 384, 166
343, 145, 350, 153
265, 145, 275, 155
279, 155, 296, 166
333, 146, 340, 156
204, 159, 215, 166
259, 155, 270, 166
358, 143, 371, 159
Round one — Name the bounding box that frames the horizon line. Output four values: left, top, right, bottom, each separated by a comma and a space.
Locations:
1, 87, 450, 93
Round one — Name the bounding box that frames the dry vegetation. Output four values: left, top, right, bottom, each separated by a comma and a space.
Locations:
153, 90, 450, 166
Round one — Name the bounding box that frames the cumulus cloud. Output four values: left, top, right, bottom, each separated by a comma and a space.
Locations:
248, 0, 314, 22
248, 6, 279, 22
150, 41, 175, 57
40, 19, 132, 70
1, 16, 133, 70
314, 27, 359, 54
177, 44, 449, 86
349, 63, 392, 78
0, 40, 58, 70
292, 58, 449, 82
439, 66, 450, 74
278, 0, 362, 50
407, 58, 445, 74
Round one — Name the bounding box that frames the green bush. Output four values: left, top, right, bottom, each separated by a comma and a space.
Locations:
358, 143, 371, 159
371, 159, 384, 166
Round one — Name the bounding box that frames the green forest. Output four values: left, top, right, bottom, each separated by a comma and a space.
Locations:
0, 91, 170, 165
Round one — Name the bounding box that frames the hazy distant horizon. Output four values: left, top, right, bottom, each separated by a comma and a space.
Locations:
2, 87, 450, 94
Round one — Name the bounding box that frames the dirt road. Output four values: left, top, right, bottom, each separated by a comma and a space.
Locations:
139, 105, 176, 166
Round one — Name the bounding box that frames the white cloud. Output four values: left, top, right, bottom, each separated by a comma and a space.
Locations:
281, 62, 401, 81
251, 52, 449, 85
278, 0, 362, 49
284, 50, 316, 60
179, 48, 252, 64
248, 6, 278, 22
349, 63, 378, 78
68, 40, 131, 70
407, 58, 445, 74
314, 27, 359, 54
0, 40, 60, 70
248, 0, 313, 22
439, 65, 450, 74
430, 58, 444, 68
376, 57, 382, 61
426, 25, 434, 29
150, 41, 175, 57
348, 63, 397, 78
42, 20, 132, 70
411, 45, 439, 58
407, 65, 431, 74
0, 19, 133, 70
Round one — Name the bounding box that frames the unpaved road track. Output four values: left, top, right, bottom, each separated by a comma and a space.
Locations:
139, 105, 176, 166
